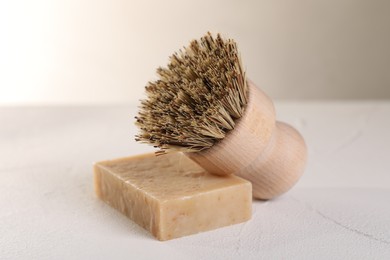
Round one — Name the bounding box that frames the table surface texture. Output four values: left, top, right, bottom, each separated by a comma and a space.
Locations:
1, 101, 390, 259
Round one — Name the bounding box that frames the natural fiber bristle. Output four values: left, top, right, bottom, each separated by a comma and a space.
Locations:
135, 32, 248, 154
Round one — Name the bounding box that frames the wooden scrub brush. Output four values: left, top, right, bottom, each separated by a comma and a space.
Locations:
135, 32, 307, 200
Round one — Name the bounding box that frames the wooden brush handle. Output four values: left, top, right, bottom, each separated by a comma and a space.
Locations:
187, 80, 307, 200
236, 121, 307, 199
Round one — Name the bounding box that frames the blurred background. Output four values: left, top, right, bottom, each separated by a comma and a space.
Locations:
1, 0, 389, 105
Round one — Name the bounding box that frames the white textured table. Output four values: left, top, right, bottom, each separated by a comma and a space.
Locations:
1, 102, 390, 259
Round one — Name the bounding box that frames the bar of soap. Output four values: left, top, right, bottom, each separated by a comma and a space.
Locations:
94, 152, 252, 241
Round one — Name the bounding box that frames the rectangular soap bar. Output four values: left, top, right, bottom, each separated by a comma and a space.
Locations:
94, 152, 252, 241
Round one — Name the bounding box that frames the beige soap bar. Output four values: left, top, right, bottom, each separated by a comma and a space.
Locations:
94, 152, 252, 241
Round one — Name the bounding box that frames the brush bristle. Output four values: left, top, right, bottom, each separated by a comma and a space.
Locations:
135, 32, 248, 154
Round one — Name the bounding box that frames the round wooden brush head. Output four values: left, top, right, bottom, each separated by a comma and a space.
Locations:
187, 80, 307, 199
135, 33, 307, 199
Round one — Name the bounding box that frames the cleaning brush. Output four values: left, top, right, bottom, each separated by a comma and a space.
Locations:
135, 32, 307, 199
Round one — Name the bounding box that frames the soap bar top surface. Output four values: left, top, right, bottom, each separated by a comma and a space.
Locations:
97, 153, 247, 200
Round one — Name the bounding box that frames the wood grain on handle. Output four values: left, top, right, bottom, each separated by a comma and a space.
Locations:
187, 80, 307, 200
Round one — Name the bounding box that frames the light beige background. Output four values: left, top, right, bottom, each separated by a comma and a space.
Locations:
1, 0, 389, 105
